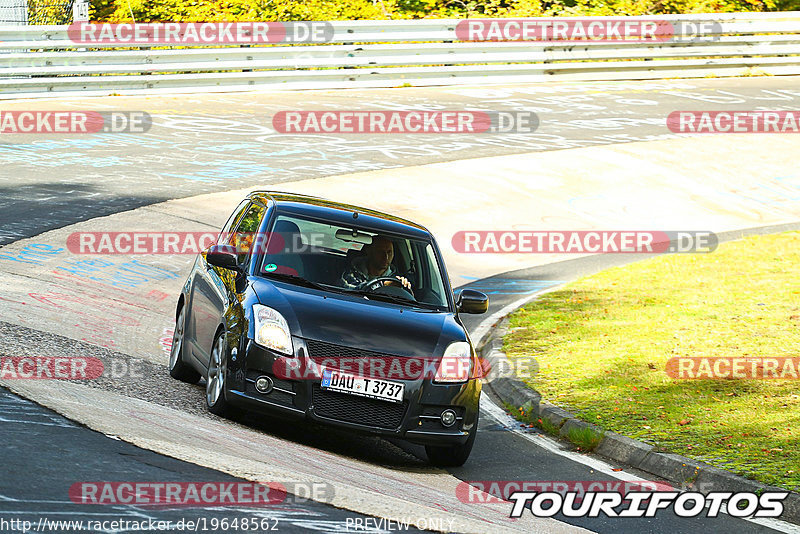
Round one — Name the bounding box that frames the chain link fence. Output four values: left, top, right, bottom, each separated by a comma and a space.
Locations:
0, 0, 76, 24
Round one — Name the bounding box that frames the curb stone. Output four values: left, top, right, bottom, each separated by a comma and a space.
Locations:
479, 317, 800, 525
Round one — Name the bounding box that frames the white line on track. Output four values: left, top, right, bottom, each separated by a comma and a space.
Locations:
480, 396, 651, 482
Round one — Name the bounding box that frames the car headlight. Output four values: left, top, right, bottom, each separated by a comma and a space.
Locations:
434, 341, 472, 383
253, 304, 293, 356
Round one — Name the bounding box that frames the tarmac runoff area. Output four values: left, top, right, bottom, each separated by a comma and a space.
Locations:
0, 133, 798, 532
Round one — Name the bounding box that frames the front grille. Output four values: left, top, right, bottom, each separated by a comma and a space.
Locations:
312, 385, 407, 430
305, 339, 414, 377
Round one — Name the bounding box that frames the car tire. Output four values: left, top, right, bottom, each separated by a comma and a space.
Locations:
206, 330, 233, 417
425, 411, 478, 467
168, 306, 201, 383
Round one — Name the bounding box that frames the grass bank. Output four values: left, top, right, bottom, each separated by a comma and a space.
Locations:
504, 232, 800, 490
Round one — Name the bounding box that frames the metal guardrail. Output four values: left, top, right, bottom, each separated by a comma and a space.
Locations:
0, 12, 798, 96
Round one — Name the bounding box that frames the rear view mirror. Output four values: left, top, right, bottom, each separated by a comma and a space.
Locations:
455, 289, 489, 314
206, 244, 239, 270
335, 229, 374, 245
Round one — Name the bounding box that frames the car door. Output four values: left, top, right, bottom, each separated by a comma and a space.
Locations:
190, 201, 267, 369
186, 199, 249, 364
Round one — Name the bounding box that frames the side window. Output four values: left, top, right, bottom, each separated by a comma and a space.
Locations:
218, 200, 250, 245
424, 243, 445, 299
231, 203, 267, 263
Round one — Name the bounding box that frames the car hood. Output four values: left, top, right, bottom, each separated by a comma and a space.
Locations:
251, 278, 465, 357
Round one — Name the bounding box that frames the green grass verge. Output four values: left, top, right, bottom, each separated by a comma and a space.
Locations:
502, 402, 604, 452
566, 425, 605, 451
504, 231, 800, 490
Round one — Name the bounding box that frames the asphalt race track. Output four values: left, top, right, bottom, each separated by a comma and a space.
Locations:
0, 388, 427, 533
1, 76, 800, 533
2, 76, 799, 245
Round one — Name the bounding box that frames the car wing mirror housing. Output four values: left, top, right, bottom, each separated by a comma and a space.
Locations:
206, 244, 240, 270
456, 289, 489, 314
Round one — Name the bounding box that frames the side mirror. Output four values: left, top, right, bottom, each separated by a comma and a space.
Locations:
206, 244, 240, 270
455, 289, 489, 314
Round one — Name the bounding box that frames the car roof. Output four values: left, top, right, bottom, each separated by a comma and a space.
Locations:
247, 191, 433, 239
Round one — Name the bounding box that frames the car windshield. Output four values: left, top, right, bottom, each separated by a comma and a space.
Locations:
258, 213, 450, 310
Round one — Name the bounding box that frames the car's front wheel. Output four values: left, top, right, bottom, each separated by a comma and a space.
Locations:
206, 331, 233, 417
168, 306, 200, 383
425, 411, 478, 467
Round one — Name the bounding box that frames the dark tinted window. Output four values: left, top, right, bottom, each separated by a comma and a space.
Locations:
259, 213, 448, 309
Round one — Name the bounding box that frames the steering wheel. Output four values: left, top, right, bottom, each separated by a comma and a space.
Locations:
365, 277, 414, 298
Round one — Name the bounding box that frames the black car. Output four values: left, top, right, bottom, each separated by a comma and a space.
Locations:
168, 191, 488, 466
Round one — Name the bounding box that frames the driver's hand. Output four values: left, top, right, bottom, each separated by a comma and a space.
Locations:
396, 276, 412, 290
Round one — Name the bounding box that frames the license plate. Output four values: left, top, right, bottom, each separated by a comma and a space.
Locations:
321, 369, 404, 403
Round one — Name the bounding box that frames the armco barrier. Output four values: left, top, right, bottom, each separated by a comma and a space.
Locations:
0, 12, 799, 95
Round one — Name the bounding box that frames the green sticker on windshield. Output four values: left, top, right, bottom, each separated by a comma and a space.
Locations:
265, 263, 277, 272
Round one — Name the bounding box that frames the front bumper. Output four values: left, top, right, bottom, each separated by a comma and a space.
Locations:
226, 339, 481, 446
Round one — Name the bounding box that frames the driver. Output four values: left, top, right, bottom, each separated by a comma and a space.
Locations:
340, 235, 412, 291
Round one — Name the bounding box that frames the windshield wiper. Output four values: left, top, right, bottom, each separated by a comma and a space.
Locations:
262, 272, 331, 292
264, 275, 440, 309
342, 289, 437, 309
